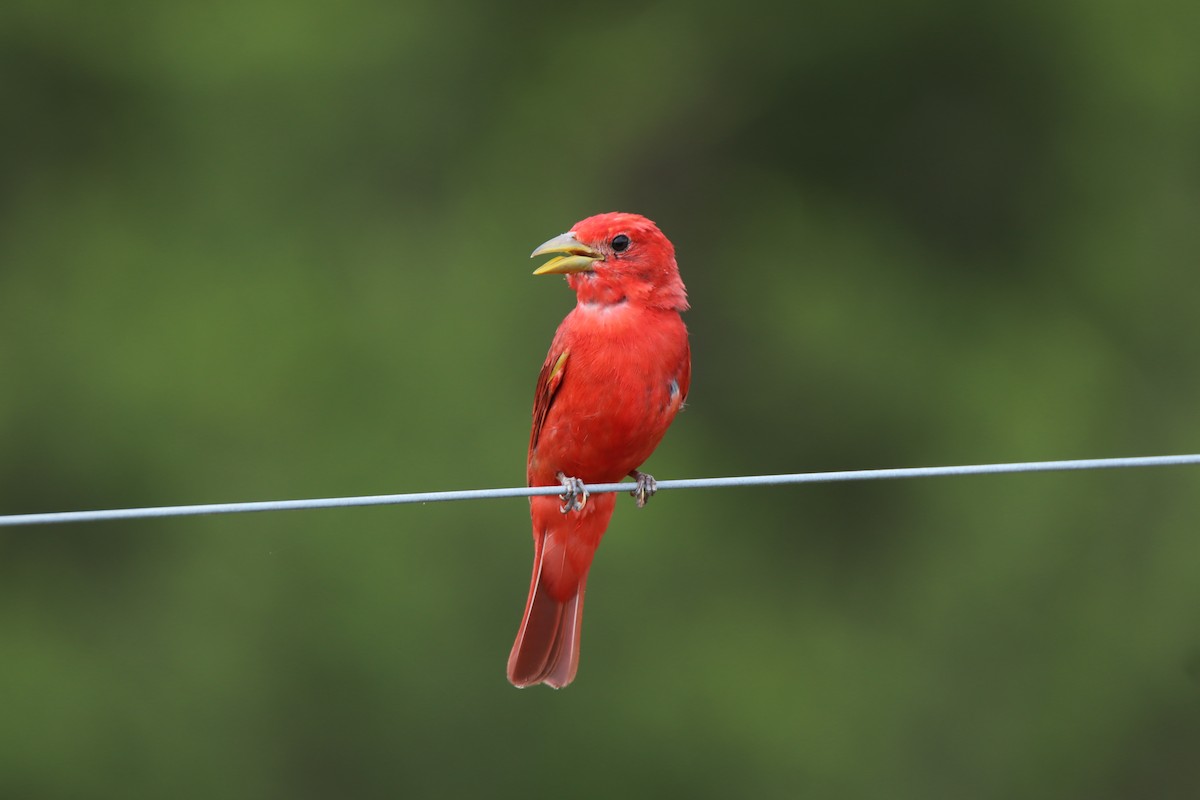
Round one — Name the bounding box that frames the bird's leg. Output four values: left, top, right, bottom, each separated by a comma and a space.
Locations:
555, 471, 589, 514
629, 469, 657, 509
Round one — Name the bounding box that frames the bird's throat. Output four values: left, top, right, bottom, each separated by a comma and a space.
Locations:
568, 273, 639, 308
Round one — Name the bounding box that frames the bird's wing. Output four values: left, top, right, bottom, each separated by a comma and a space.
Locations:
677, 338, 692, 405
529, 347, 569, 458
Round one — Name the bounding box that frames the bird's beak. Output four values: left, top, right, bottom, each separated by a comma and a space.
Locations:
530, 232, 603, 275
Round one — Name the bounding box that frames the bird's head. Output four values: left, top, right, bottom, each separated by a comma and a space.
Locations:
530, 212, 688, 311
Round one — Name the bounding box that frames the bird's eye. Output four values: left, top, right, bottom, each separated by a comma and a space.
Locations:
611, 234, 631, 253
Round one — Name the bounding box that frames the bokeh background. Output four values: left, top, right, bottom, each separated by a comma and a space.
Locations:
2, 0, 1199, 797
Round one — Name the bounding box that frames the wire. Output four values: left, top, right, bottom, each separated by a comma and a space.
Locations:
2, 453, 1198, 528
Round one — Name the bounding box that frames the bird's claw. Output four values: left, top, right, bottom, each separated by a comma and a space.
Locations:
630, 470, 657, 509
556, 472, 589, 514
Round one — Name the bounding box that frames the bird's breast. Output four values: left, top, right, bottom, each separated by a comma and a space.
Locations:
528, 305, 689, 484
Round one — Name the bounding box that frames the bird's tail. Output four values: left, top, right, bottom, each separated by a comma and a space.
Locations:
506, 560, 588, 689
507, 495, 613, 688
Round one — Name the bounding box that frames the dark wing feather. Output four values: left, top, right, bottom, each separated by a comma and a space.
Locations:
528, 347, 569, 459
676, 338, 692, 406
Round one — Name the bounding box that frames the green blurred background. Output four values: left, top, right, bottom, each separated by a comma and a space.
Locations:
2, 0, 1199, 797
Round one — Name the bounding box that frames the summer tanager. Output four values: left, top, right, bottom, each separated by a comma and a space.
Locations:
507, 212, 691, 688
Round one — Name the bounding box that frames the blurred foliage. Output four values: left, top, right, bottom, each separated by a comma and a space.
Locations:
2, 0, 1199, 797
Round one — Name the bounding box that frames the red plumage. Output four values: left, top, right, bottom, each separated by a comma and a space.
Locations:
508, 212, 691, 688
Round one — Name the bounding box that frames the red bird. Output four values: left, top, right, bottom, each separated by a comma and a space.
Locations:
508, 212, 691, 688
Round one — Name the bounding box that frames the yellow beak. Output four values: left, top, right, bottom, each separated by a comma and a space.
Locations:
530, 232, 603, 275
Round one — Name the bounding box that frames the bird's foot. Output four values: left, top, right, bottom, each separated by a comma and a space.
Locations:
629, 470, 657, 509
556, 472, 589, 514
